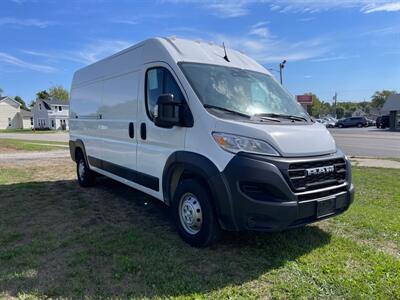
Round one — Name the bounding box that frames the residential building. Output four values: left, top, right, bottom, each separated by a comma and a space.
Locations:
0, 96, 33, 129
352, 108, 366, 117
32, 99, 69, 130
382, 94, 400, 130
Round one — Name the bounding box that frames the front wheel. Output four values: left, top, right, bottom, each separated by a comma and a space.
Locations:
76, 153, 96, 187
338, 124, 344, 128
357, 123, 363, 128
172, 179, 221, 247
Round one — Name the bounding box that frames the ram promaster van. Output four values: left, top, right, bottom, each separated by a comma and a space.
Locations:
69, 37, 354, 247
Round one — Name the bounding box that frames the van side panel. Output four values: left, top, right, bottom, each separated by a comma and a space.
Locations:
100, 71, 140, 173
69, 80, 103, 161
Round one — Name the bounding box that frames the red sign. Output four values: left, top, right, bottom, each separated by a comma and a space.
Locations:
296, 95, 313, 104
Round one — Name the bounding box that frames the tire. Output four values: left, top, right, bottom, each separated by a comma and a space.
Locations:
338, 124, 344, 128
76, 151, 96, 187
172, 179, 221, 247
357, 123, 363, 128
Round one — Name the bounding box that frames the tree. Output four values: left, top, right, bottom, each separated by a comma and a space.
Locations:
336, 107, 345, 119
49, 85, 69, 101
305, 93, 333, 117
371, 90, 396, 108
14, 96, 27, 110
36, 90, 50, 100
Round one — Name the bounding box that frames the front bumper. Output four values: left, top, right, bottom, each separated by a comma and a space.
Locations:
214, 152, 354, 231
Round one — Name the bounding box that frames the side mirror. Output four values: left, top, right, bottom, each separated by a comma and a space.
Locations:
154, 94, 182, 128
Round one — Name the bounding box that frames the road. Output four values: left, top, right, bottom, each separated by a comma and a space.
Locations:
0, 128, 399, 158
329, 127, 400, 157
0, 132, 68, 142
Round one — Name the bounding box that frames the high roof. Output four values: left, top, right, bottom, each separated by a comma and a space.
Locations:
157, 37, 269, 74
382, 94, 400, 111
73, 37, 270, 85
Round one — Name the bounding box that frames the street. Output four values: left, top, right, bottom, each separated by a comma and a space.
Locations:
329, 127, 400, 157
1, 128, 399, 158
0, 132, 69, 142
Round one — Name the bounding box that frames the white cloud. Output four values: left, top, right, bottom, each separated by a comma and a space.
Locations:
0, 52, 56, 72
249, 22, 271, 38
209, 30, 331, 63
311, 54, 359, 62
362, 2, 400, 13
110, 18, 138, 25
270, 4, 281, 11
204, 2, 250, 17
0, 17, 54, 28
74, 39, 134, 64
363, 24, 400, 35
21, 39, 134, 66
165, 0, 400, 17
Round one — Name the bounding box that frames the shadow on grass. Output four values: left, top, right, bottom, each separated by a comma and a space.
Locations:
0, 177, 331, 298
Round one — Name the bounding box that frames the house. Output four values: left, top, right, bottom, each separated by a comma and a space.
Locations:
0, 96, 33, 130
32, 99, 69, 130
382, 94, 400, 130
352, 108, 366, 117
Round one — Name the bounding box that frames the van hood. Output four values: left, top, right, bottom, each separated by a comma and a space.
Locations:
214, 120, 337, 157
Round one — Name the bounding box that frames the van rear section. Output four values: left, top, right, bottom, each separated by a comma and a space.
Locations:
69, 37, 354, 247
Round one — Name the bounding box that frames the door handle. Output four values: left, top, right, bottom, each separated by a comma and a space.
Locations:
140, 123, 146, 140
129, 122, 134, 139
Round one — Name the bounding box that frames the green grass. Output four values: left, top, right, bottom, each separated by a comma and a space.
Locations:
0, 164, 399, 299
0, 138, 68, 152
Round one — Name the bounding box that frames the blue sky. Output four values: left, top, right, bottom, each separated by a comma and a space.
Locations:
1, 0, 399, 104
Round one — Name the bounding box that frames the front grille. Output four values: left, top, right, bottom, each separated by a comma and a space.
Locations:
287, 158, 347, 192
297, 186, 347, 202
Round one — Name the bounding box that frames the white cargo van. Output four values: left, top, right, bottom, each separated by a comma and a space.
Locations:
69, 37, 354, 247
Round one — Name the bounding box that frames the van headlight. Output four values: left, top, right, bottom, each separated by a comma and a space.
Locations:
212, 132, 280, 156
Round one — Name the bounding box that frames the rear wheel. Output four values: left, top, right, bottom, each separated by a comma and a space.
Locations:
76, 151, 96, 187
338, 124, 344, 128
357, 123, 363, 128
172, 179, 221, 247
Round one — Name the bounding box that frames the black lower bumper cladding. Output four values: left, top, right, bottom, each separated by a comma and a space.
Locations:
215, 152, 354, 231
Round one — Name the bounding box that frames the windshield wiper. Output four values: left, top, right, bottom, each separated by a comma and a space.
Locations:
255, 113, 308, 122
203, 104, 251, 118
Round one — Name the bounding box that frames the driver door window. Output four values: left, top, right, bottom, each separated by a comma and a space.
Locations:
145, 67, 184, 120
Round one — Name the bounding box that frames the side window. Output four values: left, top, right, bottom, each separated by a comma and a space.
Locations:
145, 67, 184, 119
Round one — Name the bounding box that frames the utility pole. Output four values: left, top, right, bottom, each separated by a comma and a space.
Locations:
279, 60, 286, 85
333, 92, 338, 118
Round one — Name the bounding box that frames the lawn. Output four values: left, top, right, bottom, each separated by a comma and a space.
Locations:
0, 139, 68, 152
0, 161, 399, 299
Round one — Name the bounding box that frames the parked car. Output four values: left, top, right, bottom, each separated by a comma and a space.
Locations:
336, 117, 368, 128
376, 115, 390, 129
322, 117, 336, 128
315, 118, 327, 126
366, 118, 375, 127
69, 37, 354, 247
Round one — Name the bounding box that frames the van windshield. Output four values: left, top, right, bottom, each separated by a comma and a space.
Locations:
179, 62, 310, 122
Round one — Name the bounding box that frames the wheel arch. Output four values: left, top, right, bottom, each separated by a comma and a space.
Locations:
69, 139, 88, 163
162, 151, 237, 230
